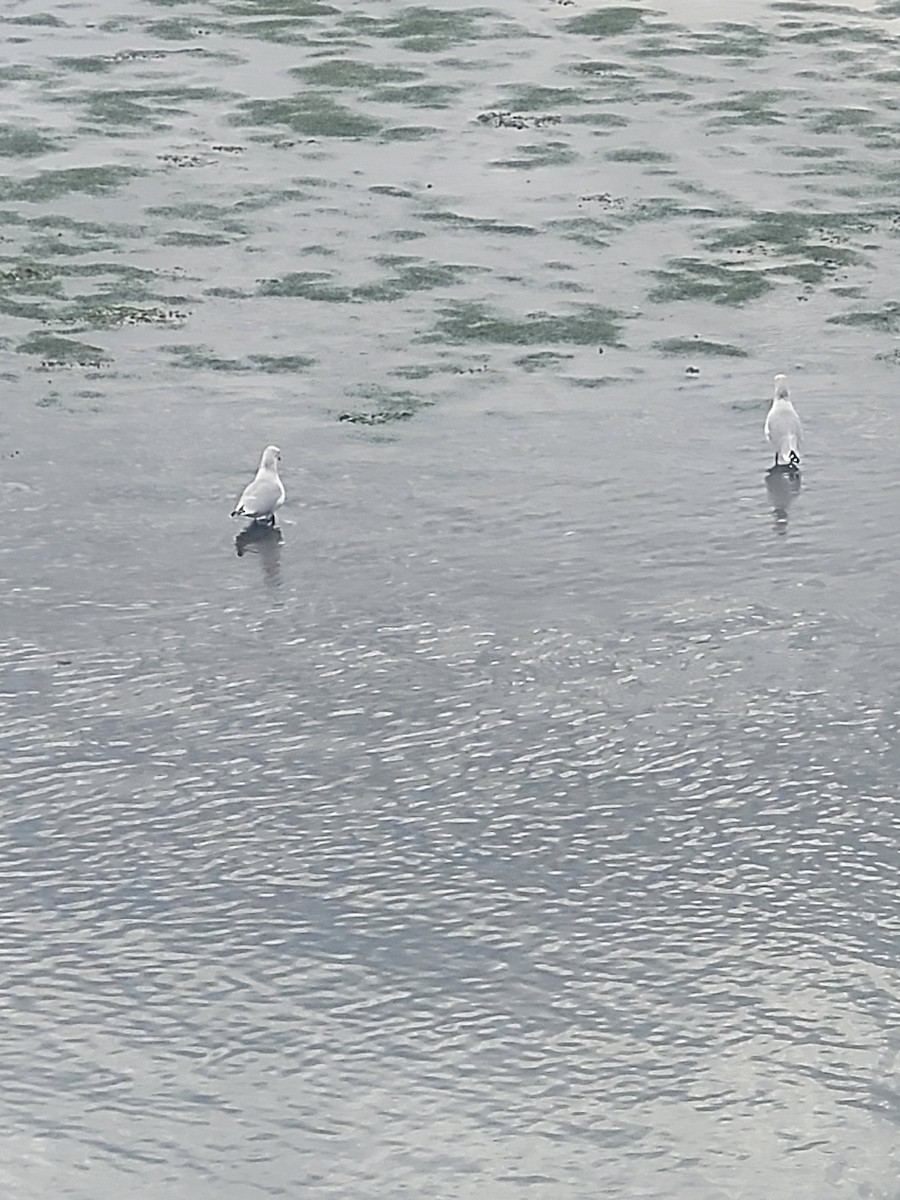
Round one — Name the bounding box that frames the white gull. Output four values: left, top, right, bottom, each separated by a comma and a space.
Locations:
765, 374, 802, 468
231, 445, 285, 526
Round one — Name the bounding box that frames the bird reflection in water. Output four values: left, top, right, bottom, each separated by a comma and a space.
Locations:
235, 523, 283, 587
765, 465, 801, 534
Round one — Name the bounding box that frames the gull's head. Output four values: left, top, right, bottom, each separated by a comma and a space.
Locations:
773, 374, 789, 400
261, 445, 282, 471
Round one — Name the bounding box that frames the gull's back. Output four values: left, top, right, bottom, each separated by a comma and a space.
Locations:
236, 474, 283, 519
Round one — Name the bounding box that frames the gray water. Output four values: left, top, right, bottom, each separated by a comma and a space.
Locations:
2, 0, 900, 1196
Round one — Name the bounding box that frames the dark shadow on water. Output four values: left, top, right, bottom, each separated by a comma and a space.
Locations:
235, 523, 283, 587
765, 465, 801, 535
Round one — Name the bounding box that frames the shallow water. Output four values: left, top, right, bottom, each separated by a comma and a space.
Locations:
3, 1, 900, 1197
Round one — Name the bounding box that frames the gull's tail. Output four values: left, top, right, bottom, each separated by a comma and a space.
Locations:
777, 435, 800, 467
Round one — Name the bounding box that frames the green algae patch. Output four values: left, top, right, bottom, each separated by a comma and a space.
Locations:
654, 337, 748, 357
428, 300, 622, 346
234, 95, 382, 138
0, 165, 140, 202
166, 344, 316, 372
563, 8, 647, 37
18, 333, 111, 366
649, 258, 774, 305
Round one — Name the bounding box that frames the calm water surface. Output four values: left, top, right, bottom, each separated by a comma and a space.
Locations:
2, 1, 900, 1196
